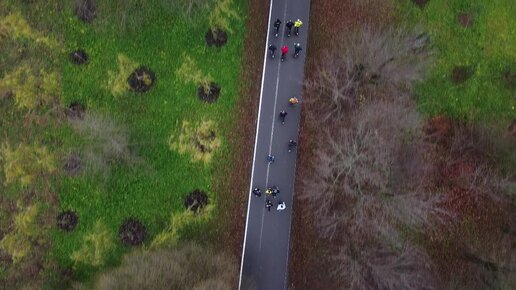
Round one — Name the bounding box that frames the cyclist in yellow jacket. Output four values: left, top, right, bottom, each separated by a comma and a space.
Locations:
294, 19, 303, 36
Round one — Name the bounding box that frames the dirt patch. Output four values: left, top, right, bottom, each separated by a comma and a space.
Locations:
65, 101, 86, 120
206, 29, 228, 47
184, 189, 209, 213
63, 153, 82, 176
452, 65, 474, 84
198, 82, 221, 103
127, 66, 156, 93
457, 12, 473, 28
119, 218, 147, 246
69, 50, 89, 65
412, 0, 428, 8
74, 0, 96, 23
56, 211, 79, 232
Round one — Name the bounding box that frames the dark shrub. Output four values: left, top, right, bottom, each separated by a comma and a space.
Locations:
57, 211, 79, 232
508, 120, 516, 139
184, 189, 209, 212
197, 82, 221, 103
63, 153, 82, 176
452, 65, 474, 84
69, 50, 89, 65
74, 0, 96, 23
127, 67, 156, 93
411, 0, 428, 8
205, 29, 228, 47
457, 12, 473, 27
119, 218, 147, 246
503, 67, 516, 89
65, 101, 86, 120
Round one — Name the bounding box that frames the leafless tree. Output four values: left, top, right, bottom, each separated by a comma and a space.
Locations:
86, 243, 237, 290
161, 0, 212, 17
69, 112, 140, 176
302, 98, 443, 239
73, 0, 96, 22
301, 98, 446, 288
306, 26, 432, 123
332, 242, 435, 290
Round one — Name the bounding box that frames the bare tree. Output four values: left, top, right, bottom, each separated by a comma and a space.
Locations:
73, 0, 96, 22
332, 242, 435, 290
301, 98, 445, 288
307, 26, 432, 123
69, 112, 140, 176
302, 98, 441, 239
87, 243, 236, 290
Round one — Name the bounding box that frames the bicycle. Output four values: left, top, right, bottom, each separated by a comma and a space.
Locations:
269, 44, 277, 59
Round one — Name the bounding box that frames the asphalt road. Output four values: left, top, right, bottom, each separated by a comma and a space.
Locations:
239, 0, 310, 289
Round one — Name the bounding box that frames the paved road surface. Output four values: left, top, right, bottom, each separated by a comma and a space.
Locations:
239, 0, 310, 289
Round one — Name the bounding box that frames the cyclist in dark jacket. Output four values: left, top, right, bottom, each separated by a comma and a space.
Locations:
273, 19, 282, 37
268, 44, 277, 59
279, 110, 288, 124
285, 20, 294, 37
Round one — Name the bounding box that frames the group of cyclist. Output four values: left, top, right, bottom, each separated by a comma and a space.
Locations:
268, 18, 304, 62
253, 186, 286, 211
253, 17, 305, 213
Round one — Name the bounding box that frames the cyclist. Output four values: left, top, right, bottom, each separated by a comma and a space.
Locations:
294, 19, 303, 36
288, 140, 297, 152
271, 185, 280, 198
273, 18, 282, 37
281, 45, 289, 62
265, 199, 273, 211
268, 44, 277, 59
279, 110, 288, 124
277, 201, 286, 211
293, 43, 302, 58
267, 154, 275, 163
285, 19, 294, 37
289, 97, 299, 105
265, 187, 273, 196
253, 187, 261, 197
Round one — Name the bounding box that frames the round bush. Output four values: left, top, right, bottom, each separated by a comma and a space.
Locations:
57, 211, 79, 232
119, 218, 147, 246
63, 153, 82, 176
457, 12, 473, 28
197, 82, 221, 103
74, 0, 96, 23
411, 0, 428, 8
127, 66, 156, 93
451, 66, 474, 84
65, 101, 86, 120
503, 68, 516, 89
184, 189, 209, 213
205, 29, 228, 47
508, 120, 516, 139
69, 50, 89, 65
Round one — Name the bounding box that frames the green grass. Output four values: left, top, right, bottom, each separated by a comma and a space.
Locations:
1, 0, 247, 286
400, 0, 516, 122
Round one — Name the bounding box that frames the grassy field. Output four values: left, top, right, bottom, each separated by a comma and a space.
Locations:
400, 0, 515, 122
1, 0, 247, 287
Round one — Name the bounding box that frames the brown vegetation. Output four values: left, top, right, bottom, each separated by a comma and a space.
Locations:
289, 1, 516, 289
88, 243, 236, 290
73, 0, 97, 23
